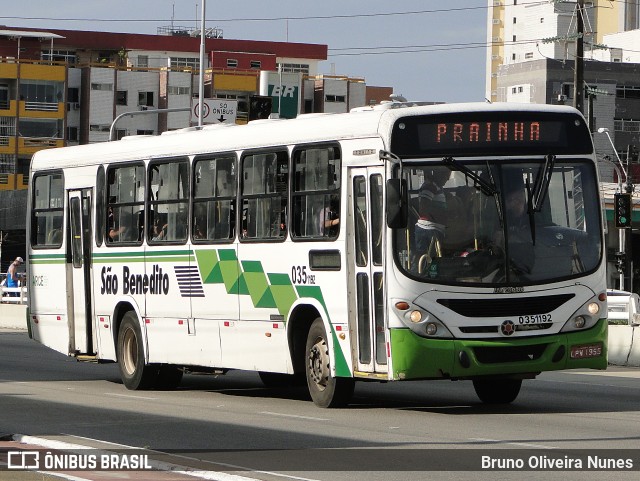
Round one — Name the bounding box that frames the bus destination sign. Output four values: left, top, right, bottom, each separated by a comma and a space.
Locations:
391, 111, 593, 157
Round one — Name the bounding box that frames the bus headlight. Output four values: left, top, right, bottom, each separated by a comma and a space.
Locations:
393, 300, 453, 339
561, 296, 604, 333
574, 316, 586, 329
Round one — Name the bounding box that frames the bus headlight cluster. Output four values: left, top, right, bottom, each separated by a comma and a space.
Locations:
561, 295, 605, 333
394, 300, 452, 339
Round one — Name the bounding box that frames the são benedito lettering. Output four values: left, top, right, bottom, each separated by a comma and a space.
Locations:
100, 265, 169, 295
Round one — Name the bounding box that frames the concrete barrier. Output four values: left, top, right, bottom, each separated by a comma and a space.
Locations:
0, 303, 27, 330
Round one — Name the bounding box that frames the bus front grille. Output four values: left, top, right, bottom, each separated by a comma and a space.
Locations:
438, 294, 574, 317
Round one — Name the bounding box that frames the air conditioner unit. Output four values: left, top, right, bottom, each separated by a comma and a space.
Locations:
491, 55, 502, 60
492, 19, 501, 25
557, 94, 567, 102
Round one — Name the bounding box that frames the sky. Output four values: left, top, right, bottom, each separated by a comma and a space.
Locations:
0, 0, 488, 103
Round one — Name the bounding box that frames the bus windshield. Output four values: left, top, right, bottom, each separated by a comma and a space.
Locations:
393, 159, 602, 286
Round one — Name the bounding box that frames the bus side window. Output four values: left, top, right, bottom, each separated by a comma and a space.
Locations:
106, 164, 145, 245
291, 144, 341, 240
240, 150, 288, 241
192, 154, 237, 242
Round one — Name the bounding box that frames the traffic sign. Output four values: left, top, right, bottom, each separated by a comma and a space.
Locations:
191, 99, 237, 124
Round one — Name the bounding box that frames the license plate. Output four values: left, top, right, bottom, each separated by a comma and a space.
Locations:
570, 343, 603, 359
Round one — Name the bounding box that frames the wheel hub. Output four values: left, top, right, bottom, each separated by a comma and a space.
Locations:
308, 339, 329, 389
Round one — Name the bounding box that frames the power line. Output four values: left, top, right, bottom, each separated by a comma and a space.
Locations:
0, 6, 494, 24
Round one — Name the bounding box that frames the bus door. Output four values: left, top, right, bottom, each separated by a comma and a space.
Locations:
349, 167, 388, 375
67, 189, 95, 355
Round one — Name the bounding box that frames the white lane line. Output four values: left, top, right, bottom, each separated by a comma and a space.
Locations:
102, 392, 158, 400
469, 437, 556, 449
259, 411, 329, 422
14, 434, 318, 481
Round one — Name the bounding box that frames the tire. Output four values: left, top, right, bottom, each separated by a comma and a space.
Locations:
155, 365, 184, 390
117, 311, 158, 390
305, 318, 354, 408
473, 378, 522, 404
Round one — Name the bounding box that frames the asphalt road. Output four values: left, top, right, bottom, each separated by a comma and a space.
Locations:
1, 329, 640, 481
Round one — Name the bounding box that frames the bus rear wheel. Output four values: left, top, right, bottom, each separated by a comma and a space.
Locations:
117, 311, 158, 390
472, 378, 522, 404
305, 318, 354, 408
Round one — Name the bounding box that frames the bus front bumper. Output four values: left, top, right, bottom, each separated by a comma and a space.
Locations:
390, 318, 608, 381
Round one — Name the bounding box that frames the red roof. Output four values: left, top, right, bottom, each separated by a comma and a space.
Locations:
0, 26, 327, 60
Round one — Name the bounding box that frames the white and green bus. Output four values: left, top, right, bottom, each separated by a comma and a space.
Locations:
27, 102, 608, 407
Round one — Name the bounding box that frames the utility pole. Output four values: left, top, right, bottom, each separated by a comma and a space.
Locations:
573, 0, 584, 113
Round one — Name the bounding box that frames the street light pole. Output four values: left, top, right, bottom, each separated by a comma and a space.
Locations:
198, 0, 206, 128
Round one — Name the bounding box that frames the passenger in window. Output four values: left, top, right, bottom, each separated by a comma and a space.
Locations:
319, 196, 340, 237
414, 169, 451, 264
152, 218, 168, 241
107, 207, 126, 241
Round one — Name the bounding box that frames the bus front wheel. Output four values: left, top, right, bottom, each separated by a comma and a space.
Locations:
305, 318, 354, 408
117, 312, 158, 390
472, 378, 522, 404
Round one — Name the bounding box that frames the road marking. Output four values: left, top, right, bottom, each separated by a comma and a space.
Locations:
469, 437, 556, 449
554, 370, 640, 379
260, 411, 329, 421
103, 392, 158, 400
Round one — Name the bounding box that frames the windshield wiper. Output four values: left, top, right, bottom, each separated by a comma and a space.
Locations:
531, 154, 555, 212
442, 156, 497, 196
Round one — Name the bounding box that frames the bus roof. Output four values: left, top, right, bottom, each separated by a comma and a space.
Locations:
30, 102, 584, 171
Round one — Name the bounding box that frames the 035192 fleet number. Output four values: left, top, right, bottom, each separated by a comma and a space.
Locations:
291, 266, 316, 285
518, 314, 552, 324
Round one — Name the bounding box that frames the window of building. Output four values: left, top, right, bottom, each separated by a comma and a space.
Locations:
138, 91, 154, 107
20, 80, 64, 105
512, 53, 516, 61
518, 86, 524, 93
41, 49, 77, 64
138, 55, 149, 68
192, 154, 237, 242
512, 87, 517, 94
240, 150, 288, 241
616, 86, 640, 99
250, 60, 261, 69
167, 86, 191, 95
67, 87, 79, 104
513, 17, 517, 24
30, 172, 64, 248
291, 145, 341, 240
91, 83, 113, 91
136, 129, 154, 135
19, 119, 63, 139
513, 35, 517, 42
116, 90, 128, 106
277, 63, 310, 75
106, 164, 145, 244
227, 59, 238, 68
325, 95, 346, 103
170, 57, 199, 70
147, 158, 189, 243
67, 126, 78, 142
525, 52, 533, 59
